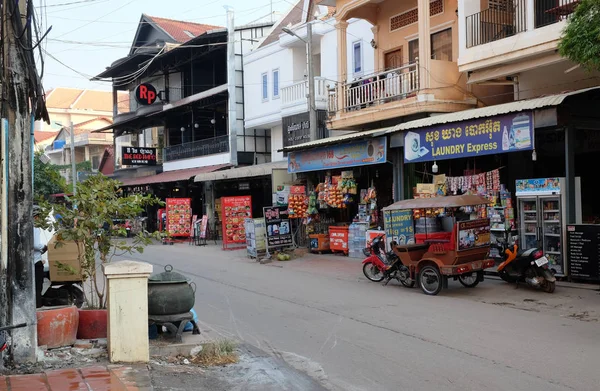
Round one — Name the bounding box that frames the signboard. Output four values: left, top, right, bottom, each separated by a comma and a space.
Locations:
383, 210, 415, 249
404, 112, 534, 163
566, 225, 600, 281
288, 137, 387, 173
134, 83, 158, 105
122, 147, 157, 166
263, 206, 293, 248
456, 218, 491, 251
199, 215, 208, 239
222, 196, 252, 246
281, 110, 328, 147
166, 198, 192, 237
515, 177, 561, 195
246, 218, 267, 257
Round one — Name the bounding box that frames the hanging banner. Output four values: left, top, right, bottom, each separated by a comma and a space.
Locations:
383, 210, 415, 248
263, 206, 293, 248
222, 196, 252, 246
166, 198, 192, 237
288, 137, 387, 173
404, 112, 534, 163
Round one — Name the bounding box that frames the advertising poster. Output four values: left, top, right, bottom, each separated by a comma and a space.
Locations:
222, 196, 252, 246
404, 112, 534, 163
515, 177, 561, 195
166, 198, 192, 237
457, 219, 491, 251
264, 206, 293, 248
383, 210, 415, 250
199, 215, 208, 239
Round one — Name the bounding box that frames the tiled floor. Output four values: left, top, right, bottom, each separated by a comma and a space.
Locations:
0, 366, 152, 391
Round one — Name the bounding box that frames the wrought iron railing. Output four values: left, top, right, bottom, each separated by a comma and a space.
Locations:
466, 0, 527, 48
535, 0, 579, 28
163, 135, 229, 162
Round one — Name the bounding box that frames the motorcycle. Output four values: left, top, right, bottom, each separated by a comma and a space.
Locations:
362, 235, 415, 288
42, 272, 85, 308
493, 238, 556, 293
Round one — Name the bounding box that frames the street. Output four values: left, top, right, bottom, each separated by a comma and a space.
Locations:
119, 243, 600, 391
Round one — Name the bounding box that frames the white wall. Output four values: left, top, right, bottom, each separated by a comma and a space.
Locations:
162, 152, 231, 172
270, 124, 284, 162
517, 61, 600, 100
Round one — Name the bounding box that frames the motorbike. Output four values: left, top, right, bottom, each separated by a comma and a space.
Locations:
42, 273, 85, 308
493, 238, 556, 293
362, 235, 415, 288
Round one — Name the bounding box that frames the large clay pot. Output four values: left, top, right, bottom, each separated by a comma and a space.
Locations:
77, 309, 107, 339
148, 265, 196, 315
37, 305, 79, 348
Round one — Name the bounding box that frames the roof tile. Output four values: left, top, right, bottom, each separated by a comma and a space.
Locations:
145, 15, 222, 43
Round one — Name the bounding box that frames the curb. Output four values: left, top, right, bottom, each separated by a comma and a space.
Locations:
485, 274, 599, 291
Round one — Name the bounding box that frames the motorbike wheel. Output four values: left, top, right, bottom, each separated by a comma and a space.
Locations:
542, 280, 556, 293
458, 273, 479, 288
400, 279, 415, 288
363, 262, 385, 282
419, 265, 443, 295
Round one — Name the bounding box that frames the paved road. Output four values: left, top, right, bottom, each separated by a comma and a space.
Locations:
121, 243, 600, 391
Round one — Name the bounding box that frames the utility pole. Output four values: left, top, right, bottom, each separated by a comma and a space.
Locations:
225, 6, 238, 167
306, 22, 317, 142
70, 123, 77, 195
2, 0, 38, 362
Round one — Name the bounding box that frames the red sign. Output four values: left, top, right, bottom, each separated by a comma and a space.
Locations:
222, 196, 252, 246
166, 198, 192, 237
199, 215, 208, 239
135, 83, 158, 105
290, 186, 306, 195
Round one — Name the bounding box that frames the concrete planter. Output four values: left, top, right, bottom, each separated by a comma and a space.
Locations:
77, 309, 108, 339
37, 305, 79, 348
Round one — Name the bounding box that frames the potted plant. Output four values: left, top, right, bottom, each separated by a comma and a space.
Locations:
41, 174, 162, 339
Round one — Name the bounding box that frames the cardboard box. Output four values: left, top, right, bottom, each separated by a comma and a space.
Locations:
47, 235, 83, 282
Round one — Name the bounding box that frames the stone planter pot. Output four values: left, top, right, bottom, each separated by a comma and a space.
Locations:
77, 309, 108, 339
37, 305, 79, 348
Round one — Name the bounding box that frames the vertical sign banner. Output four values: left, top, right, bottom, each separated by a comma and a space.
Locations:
222, 196, 252, 246
199, 215, 208, 239
166, 198, 192, 237
263, 206, 293, 248
383, 210, 415, 248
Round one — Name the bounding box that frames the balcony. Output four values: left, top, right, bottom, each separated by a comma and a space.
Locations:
329, 63, 419, 114
163, 135, 229, 162
281, 77, 330, 116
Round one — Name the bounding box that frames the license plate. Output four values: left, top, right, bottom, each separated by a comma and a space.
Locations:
535, 256, 549, 267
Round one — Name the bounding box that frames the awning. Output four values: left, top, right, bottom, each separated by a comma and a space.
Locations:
280, 127, 390, 152
194, 160, 288, 183
120, 164, 230, 187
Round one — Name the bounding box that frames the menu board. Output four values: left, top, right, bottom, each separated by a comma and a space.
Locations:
457, 219, 490, 251
222, 196, 252, 245
566, 225, 600, 281
199, 215, 208, 239
263, 206, 293, 248
166, 198, 192, 237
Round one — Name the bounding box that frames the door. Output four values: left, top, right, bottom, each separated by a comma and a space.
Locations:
385, 48, 403, 71
540, 195, 563, 275
518, 197, 539, 250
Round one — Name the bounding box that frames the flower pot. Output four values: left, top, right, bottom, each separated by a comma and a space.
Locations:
37, 305, 79, 349
77, 309, 108, 339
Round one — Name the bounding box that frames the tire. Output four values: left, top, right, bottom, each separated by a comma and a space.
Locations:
458, 272, 480, 288
543, 280, 556, 293
68, 286, 85, 308
400, 279, 416, 288
419, 265, 443, 295
363, 262, 385, 282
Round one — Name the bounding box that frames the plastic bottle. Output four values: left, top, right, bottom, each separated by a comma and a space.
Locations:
502, 126, 510, 151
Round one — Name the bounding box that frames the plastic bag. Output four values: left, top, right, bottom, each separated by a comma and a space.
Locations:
184, 308, 199, 332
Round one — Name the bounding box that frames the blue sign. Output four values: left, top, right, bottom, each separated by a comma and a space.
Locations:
515, 177, 561, 195
288, 137, 387, 173
383, 210, 415, 245
404, 112, 534, 163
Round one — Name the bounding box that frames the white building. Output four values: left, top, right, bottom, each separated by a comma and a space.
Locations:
243, 0, 375, 162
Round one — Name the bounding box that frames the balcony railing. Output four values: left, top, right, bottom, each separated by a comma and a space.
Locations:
466, 0, 527, 48
535, 0, 578, 28
330, 63, 419, 113
281, 77, 330, 110
163, 135, 229, 162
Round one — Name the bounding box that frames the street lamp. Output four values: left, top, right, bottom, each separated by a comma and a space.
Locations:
282, 23, 317, 143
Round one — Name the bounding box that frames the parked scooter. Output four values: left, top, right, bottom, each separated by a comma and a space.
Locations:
362, 235, 415, 288
493, 238, 556, 293
42, 271, 84, 308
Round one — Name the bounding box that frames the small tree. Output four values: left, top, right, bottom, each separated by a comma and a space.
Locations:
34, 151, 67, 201
558, 0, 600, 72
41, 174, 162, 308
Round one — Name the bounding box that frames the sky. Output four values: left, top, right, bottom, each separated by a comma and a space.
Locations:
38, 0, 289, 91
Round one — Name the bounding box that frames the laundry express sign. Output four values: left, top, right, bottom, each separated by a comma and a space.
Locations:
122, 147, 157, 165
403, 112, 534, 163
134, 83, 158, 105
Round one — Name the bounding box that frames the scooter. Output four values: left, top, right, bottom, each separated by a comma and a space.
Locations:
362, 235, 415, 288
42, 274, 85, 308
494, 238, 556, 293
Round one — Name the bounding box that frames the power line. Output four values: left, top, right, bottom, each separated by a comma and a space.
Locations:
41, 0, 108, 7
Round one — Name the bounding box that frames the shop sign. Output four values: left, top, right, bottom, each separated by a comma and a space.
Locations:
566, 225, 600, 281
199, 215, 208, 239
282, 111, 328, 147
263, 206, 293, 248
122, 147, 157, 166
404, 112, 534, 163
288, 137, 387, 173
134, 83, 158, 105
166, 198, 192, 237
515, 177, 560, 195
383, 210, 415, 247
222, 196, 252, 245
456, 218, 490, 251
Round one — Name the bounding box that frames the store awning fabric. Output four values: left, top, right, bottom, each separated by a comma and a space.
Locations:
383, 195, 492, 211
194, 160, 288, 183
119, 164, 230, 187
279, 127, 390, 152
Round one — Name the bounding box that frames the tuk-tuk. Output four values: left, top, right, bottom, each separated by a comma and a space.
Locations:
382, 194, 496, 295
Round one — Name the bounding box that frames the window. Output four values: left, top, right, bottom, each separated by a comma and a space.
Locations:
91, 155, 101, 171
408, 40, 419, 63
353, 41, 363, 75
273, 69, 280, 99
261, 73, 268, 101
431, 28, 452, 61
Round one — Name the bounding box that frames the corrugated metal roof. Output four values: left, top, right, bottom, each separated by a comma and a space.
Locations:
280, 127, 390, 152
194, 160, 288, 182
